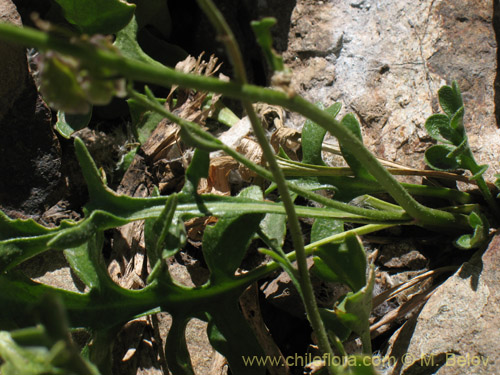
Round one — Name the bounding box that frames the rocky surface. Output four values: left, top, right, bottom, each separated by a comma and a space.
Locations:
283, 0, 499, 180
383, 234, 500, 375
0, 0, 62, 217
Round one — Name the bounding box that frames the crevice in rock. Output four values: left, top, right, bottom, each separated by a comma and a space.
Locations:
493, 0, 500, 127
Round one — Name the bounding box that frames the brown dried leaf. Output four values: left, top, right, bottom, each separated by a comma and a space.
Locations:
141, 121, 182, 163
185, 216, 218, 243
270, 127, 301, 160
236, 137, 264, 181
254, 103, 285, 129
198, 156, 239, 195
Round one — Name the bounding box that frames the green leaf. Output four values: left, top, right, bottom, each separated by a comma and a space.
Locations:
207, 302, 265, 375
0, 214, 75, 272
470, 164, 488, 181
40, 54, 90, 114
144, 194, 186, 265
449, 106, 465, 135
339, 114, 373, 180
64, 232, 112, 291
302, 103, 341, 166
114, 16, 164, 68
55, 109, 93, 139
424, 144, 460, 171
182, 148, 210, 196
202, 187, 265, 282
53, 0, 135, 35
126, 96, 165, 144
438, 81, 463, 118
455, 211, 489, 249
259, 213, 287, 249
0, 211, 58, 241
333, 267, 375, 353
424, 114, 462, 145
251, 18, 285, 72
318, 308, 351, 342
164, 317, 194, 375
312, 226, 367, 292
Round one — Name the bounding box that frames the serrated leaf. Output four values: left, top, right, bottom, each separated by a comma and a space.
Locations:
55, 109, 92, 139
0, 211, 58, 241
424, 145, 460, 171
251, 18, 285, 72
339, 114, 374, 180
302, 103, 341, 166
54, 0, 135, 35
424, 114, 462, 145
438, 81, 463, 118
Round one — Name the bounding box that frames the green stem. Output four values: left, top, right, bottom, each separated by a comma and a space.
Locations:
462, 153, 500, 221
194, 1, 337, 373
0, 22, 472, 229
243, 223, 396, 283
128, 88, 414, 225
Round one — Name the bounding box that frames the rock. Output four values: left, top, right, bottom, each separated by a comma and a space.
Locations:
0, 0, 27, 123
283, 0, 499, 180
378, 240, 429, 270
0, 0, 62, 217
383, 234, 500, 374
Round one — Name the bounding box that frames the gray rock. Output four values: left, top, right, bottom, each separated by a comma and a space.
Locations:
383, 234, 500, 374
283, 0, 499, 180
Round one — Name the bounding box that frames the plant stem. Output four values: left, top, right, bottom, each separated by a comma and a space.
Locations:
128, 88, 413, 224
0, 22, 473, 229
195, 1, 338, 373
